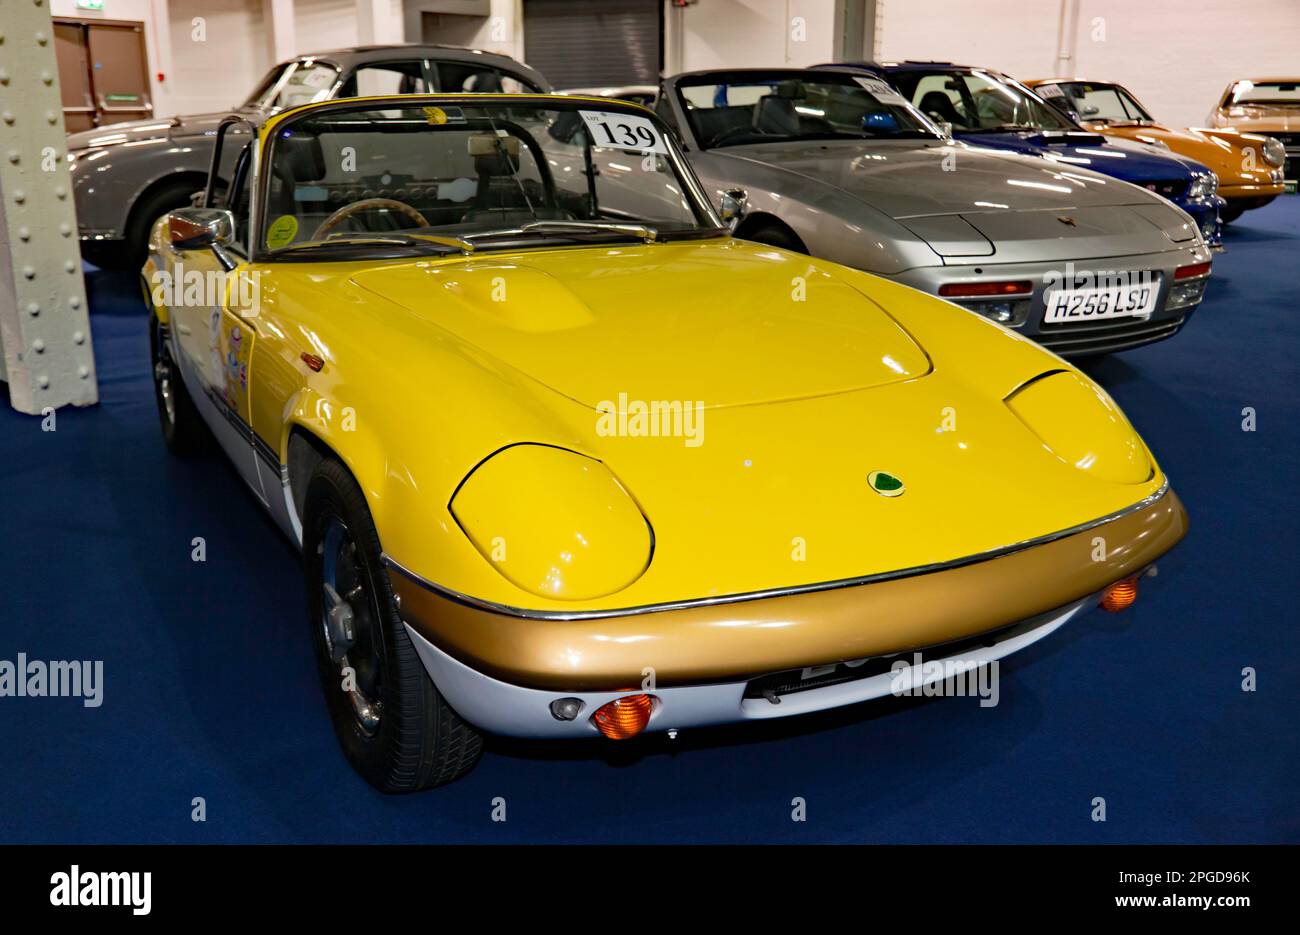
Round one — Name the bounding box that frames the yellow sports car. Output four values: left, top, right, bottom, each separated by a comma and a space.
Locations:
1027, 78, 1287, 222
145, 94, 1187, 791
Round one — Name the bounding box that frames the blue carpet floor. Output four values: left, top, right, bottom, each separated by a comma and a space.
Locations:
2, 199, 1297, 844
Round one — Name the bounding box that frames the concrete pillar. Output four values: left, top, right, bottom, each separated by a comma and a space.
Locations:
356, 0, 387, 45
833, 0, 877, 62
0, 0, 97, 414
263, 0, 296, 65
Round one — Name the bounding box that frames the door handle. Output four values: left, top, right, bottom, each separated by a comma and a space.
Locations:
96, 97, 153, 113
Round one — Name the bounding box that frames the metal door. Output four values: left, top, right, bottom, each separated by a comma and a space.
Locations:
86, 21, 153, 125
54, 22, 96, 133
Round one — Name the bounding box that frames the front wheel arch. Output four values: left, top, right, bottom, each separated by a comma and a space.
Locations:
732, 212, 810, 254
286, 426, 341, 538
125, 172, 211, 241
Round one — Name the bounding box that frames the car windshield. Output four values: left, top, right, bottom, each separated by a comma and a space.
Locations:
677, 74, 941, 148
244, 60, 340, 111
1046, 82, 1153, 124
892, 70, 1076, 132
1227, 80, 1300, 106
261, 100, 717, 256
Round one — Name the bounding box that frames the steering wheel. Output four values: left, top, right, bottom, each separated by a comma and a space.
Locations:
313, 198, 431, 240
711, 125, 768, 147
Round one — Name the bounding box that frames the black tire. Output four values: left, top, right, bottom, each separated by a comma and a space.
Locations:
149, 314, 206, 456
303, 457, 483, 792
736, 219, 808, 254
81, 240, 132, 271
90, 182, 204, 271
1219, 203, 1244, 225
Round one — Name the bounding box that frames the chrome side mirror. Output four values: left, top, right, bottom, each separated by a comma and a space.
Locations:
168, 207, 235, 251
935, 121, 954, 140
718, 188, 748, 228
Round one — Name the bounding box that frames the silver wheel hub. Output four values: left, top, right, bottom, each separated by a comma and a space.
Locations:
320, 521, 383, 735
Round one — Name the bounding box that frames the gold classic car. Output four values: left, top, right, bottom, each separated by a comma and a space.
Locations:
1207, 78, 1300, 182
144, 94, 1187, 791
1028, 78, 1287, 222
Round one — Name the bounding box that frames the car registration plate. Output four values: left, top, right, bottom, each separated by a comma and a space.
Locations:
1043, 282, 1157, 324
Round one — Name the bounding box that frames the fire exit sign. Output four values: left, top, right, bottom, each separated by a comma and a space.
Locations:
77, 0, 106, 10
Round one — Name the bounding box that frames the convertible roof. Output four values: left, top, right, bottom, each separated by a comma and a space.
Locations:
282, 43, 550, 89
664, 67, 870, 86
262, 91, 654, 131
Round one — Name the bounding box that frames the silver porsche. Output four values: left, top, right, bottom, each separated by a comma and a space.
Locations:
655, 69, 1212, 356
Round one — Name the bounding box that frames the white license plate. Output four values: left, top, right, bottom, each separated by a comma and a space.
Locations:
1043, 283, 1157, 324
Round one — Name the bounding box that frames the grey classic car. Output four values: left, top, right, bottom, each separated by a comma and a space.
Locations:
68, 44, 549, 268
655, 68, 1213, 356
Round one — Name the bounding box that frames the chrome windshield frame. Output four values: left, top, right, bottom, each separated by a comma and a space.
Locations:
252, 94, 724, 263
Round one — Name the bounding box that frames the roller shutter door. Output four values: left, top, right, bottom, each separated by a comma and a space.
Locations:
523, 0, 661, 89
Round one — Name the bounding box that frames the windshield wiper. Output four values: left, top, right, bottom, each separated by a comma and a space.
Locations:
276, 234, 469, 255
465, 221, 661, 246
524, 220, 659, 242
966, 124, 1046, 133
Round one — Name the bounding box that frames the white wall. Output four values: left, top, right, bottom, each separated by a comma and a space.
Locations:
295, 0, 404, 52
876, 0, 1300, 128
167, 0, 268, 114
664, 0, 841, 74
51, 0, 407, 119
54, 0, 1295, 126
454, 0, 524, 61
296, 0, 360, 50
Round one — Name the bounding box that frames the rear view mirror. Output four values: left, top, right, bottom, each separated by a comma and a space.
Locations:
168, 207, 235, 251
718, 188, 748, 228
467, 134, 521, 157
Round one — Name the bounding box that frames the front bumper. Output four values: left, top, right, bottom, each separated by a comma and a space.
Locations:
1219, 183, 1284, 213
389, 487, 1186, 738
892, 246, 1211, 357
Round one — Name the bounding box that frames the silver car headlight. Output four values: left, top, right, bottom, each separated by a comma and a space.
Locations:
1188, 173, 1217, 199
1262, 137, 1286, 168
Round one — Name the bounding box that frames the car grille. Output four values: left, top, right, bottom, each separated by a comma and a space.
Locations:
1037, 315, 1187, 356
1144, 178, 1188, 199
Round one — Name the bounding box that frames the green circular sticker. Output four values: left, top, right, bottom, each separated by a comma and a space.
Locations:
868, 471, 905, 497
266, 214, 299, 249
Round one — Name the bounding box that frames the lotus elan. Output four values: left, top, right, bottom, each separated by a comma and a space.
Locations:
145, 94, 1187, 791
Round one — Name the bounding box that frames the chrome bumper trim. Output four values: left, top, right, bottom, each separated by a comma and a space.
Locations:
382, 478, 1171, 622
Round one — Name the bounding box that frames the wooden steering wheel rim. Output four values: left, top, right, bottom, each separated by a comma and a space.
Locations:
313, 197, 431, 240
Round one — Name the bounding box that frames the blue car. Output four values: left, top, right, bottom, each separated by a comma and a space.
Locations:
819, 62, 1223, 248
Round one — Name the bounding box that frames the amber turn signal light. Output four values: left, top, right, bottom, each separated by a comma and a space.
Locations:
1101, 577, 1139, 613
591, 694, 656, 739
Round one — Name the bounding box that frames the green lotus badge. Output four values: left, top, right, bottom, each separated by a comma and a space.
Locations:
868, 471, 905, 498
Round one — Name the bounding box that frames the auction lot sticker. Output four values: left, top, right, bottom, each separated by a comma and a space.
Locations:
580, 110, 668, 154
